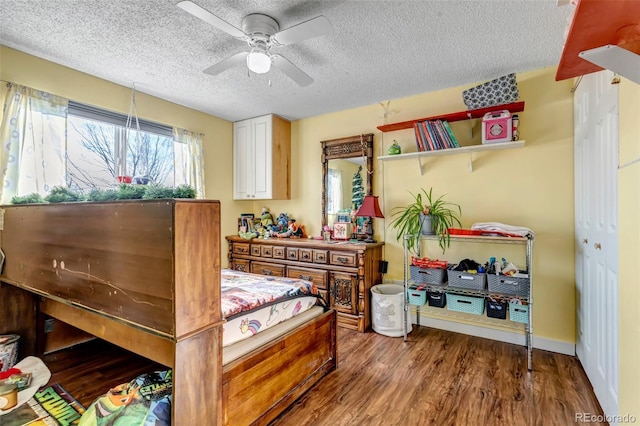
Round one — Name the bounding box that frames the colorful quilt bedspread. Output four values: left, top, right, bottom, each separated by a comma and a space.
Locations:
221, 269, 323, 347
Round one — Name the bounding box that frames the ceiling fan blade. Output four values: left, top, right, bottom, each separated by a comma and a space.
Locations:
203, 51, 249, 75
271, 15, 333, 46
271, 55, 313, 86
177, 1, 247, 40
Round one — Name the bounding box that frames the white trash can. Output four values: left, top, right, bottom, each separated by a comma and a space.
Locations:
371, 284, 412, 337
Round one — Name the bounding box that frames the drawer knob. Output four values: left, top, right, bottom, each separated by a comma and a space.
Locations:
299, 275, 312, 281
337, 257, 348, 264
262, 269, 273, 276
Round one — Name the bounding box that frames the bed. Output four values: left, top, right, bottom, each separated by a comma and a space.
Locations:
0, 199, 337, 425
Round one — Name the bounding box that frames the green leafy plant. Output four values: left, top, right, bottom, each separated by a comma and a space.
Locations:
115, 183, 147, 200
11, 193, 45, 204
389, 188, 461, 254
86, 188, 119, 202
172, 184, 196, 199
142, 184, 175, 199
44, 186, 83, 203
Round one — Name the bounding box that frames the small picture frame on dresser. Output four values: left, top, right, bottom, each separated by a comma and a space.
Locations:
333, 222, 351, 240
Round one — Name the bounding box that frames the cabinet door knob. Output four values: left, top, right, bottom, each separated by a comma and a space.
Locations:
594, 242, 602, 250
582, 238, 588, 244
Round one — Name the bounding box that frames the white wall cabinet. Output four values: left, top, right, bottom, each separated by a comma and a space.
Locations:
233, 114, 291, 200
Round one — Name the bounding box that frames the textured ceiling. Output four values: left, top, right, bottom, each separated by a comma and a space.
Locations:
0, 0, 573, 122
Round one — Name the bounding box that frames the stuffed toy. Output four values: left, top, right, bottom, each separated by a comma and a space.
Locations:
260, 207, 274, 228
278, 219, 305, 238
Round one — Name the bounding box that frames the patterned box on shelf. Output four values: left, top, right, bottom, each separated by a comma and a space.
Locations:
427, 291, 447, 308
462, 73, 520, 110
487, 273, 530, 297
407, 285, 427, 306
446, 294, 485, 315
410, 265, 448, 285
509, 301, 529, 324
485, 298, 507, 320
447, 270, 486, 291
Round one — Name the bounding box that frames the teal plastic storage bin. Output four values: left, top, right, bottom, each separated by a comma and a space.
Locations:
407, 285, 427, 305
509, 301, 529, 324
446, 294, 485, 315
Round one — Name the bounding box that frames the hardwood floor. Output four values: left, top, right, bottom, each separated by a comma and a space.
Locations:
43, 338, 164, 408
271, 326, 606, 426
43, 326, 605, 426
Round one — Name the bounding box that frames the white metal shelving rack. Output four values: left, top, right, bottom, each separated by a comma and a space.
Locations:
402, 233, 535, 370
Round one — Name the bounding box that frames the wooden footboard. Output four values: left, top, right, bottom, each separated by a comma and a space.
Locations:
222, 309, 337, 426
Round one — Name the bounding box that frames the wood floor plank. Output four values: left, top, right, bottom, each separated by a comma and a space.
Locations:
43, 325, 603, 425
272, 326, 603, 426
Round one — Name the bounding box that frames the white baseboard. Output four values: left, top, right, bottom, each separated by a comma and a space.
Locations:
413, 312, 575, 356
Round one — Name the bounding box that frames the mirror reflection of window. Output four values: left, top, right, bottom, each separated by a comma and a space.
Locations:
327, 168, 342, 215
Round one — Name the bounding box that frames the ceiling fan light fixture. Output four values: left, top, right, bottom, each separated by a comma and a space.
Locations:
246, 49, 271, 74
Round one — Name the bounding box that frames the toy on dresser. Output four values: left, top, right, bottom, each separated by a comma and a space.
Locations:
278, 219, 306, 238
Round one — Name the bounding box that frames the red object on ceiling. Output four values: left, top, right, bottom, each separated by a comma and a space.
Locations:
556, 0, 640, 81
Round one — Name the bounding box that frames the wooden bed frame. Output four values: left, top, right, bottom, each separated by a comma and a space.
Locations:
0, 200, 337, 425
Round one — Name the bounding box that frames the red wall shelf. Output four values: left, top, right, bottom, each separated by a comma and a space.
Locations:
376, 101, 525, 133
556, 0, 640, 81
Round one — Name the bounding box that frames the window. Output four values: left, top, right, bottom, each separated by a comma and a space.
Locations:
327, 168, 342, 214
66, 102, 187, 194
1, 85, 203, 204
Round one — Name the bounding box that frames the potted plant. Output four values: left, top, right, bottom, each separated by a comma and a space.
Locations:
389, 188, 462, 254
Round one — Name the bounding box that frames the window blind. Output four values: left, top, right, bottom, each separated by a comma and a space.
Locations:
68, 101, 173, 137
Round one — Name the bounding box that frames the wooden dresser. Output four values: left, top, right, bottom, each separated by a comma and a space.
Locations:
226, 236, 383, 332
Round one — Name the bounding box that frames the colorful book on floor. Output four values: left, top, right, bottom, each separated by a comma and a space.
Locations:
1, 383, 85, 426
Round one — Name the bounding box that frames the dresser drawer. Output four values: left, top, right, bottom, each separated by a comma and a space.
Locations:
299, 248, 313, 262
250, 261, 285, 277
260, 245, 273, 258
330, 251, 357, 267
287, 266, 328, 289
230, 259, 250, 273
273, 246, 285, 259
233, 242, 250, 256
313, 250, 328, 264
250, 245, 261, 256
286, 248, 299, 261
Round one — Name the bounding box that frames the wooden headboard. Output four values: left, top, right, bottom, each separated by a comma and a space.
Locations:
0, 199, 224, 423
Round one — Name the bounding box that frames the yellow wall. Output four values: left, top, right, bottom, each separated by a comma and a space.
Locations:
0, 45, 244, 243
617, 77, 640, 419
284, 67, 576, 345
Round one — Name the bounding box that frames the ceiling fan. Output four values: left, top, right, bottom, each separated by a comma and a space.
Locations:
177, 1, 333, 86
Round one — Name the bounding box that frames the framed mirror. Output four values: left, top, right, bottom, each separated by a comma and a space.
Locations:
321, 133, 374, 240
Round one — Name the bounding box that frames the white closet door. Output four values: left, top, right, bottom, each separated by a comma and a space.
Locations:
574, 70, 619, 420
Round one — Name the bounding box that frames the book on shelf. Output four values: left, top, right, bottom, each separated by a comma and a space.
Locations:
419, 121, 434, 150
411, 119, 461, 152
426, 121, 445, 149
413, 122, 424, 151
442, 121, 460, 148
434, 120, 455, 149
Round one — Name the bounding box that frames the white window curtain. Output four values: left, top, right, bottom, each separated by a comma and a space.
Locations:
0, 83, 68, 204
327, 168, 342, 214
173, 127, 205, 198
